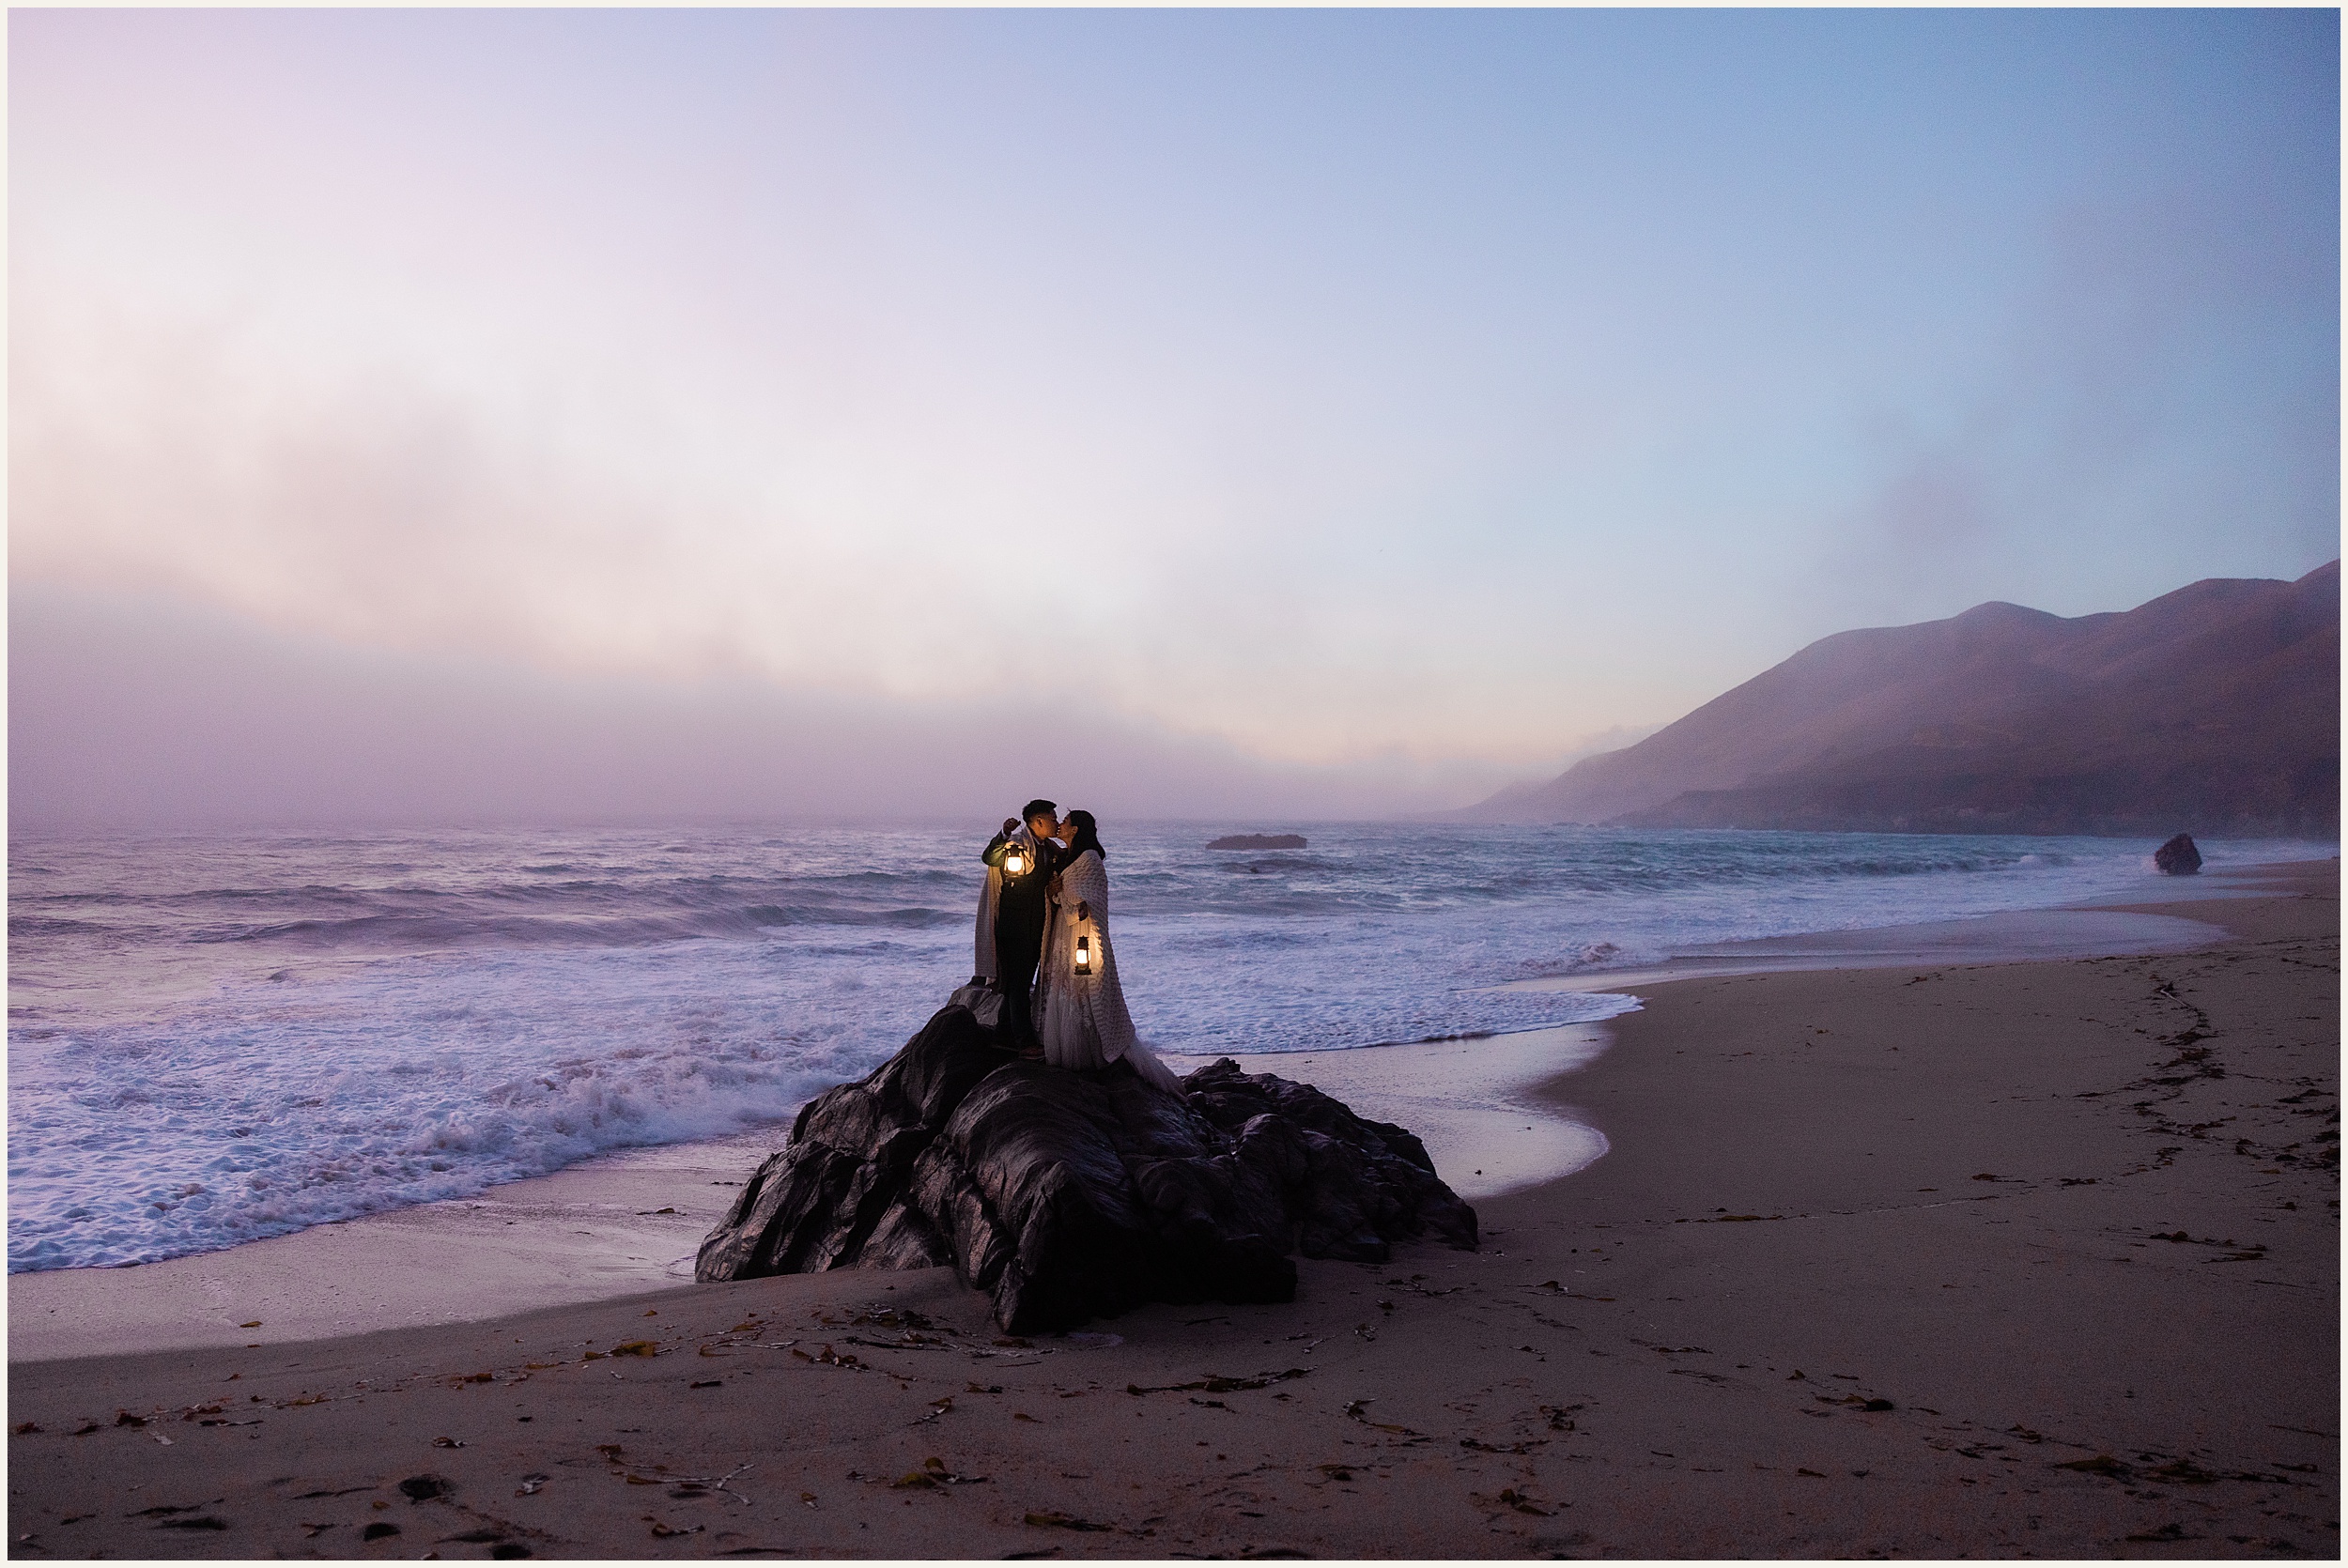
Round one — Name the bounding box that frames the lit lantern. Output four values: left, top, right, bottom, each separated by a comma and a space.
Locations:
1002, 844, 1027, 878
1074, 934, 1092, 974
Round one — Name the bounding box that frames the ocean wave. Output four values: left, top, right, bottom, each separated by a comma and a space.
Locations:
1214, 853, 1343, 873
1513, 941, 1628, 979
6, 1038, 849, 1271
185, 908, 794, 950
7, 915, 131, 939
6, 951, 900, 1272
158, 899, 967, 952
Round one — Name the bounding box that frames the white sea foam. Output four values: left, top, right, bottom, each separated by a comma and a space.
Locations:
8, 823, 2330, 1271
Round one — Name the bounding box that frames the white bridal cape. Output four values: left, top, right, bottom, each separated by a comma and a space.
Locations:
1037, 849, 1182, 1092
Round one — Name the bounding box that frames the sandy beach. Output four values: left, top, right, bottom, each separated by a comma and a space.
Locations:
8, 858, 2334, 1559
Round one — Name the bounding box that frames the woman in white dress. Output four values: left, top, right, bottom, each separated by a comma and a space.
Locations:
1037, 811, 1184, 1093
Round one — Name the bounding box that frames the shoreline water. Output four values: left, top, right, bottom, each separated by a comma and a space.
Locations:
7, 857, 2331, 1559
7, 859, 2300, 1364
1513, 906, 2231, 993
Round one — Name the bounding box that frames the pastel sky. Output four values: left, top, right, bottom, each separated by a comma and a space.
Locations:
10, 8, 2340, 826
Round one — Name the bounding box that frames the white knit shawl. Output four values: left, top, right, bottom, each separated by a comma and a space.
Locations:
1038, 850, 1180, 1091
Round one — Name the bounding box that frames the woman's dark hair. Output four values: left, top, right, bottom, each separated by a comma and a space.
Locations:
1061, 809, 1104, 860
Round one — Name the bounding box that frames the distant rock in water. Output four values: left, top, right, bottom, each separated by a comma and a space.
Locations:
1208, 833, 1307, 851
696, 1006, 1475, 1332
2155, 834, 2203, 875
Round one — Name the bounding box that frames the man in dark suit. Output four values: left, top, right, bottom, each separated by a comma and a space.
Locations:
981, 799, 1065, 1053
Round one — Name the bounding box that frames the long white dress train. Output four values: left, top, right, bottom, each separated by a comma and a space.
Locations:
1037, 849, 1183, 1093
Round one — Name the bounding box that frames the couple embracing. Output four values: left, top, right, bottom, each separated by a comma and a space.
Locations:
968, 799, 1182, 1092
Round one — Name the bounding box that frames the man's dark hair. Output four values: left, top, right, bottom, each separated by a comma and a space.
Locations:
1022, 799, 1058, 822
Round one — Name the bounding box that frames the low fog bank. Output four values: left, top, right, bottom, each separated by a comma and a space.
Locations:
8, 586, 1523, 832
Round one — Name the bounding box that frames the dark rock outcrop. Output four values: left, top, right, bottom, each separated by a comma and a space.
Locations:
1208, 833, 1308, 850
696, 1006, 1476, 1332
2155, 833, 2203, 875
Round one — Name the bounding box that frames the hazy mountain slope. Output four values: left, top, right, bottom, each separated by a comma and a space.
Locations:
1464, 561, 2339, 838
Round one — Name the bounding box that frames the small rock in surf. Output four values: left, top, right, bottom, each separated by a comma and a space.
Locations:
2154, 834, 2201, 875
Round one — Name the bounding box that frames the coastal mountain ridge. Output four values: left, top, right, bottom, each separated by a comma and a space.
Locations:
1459, 561, 2340, 838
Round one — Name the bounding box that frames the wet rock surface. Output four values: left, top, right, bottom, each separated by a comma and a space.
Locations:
2155, 833, 2203, 875
695, 1005, 1476, 1331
